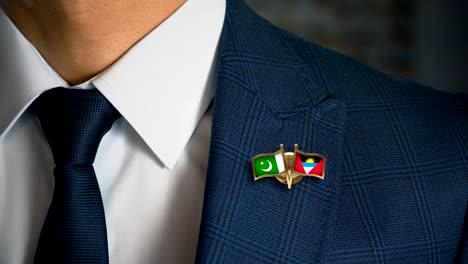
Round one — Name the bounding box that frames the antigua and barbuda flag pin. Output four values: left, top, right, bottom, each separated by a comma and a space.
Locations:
251, 144, 326, 189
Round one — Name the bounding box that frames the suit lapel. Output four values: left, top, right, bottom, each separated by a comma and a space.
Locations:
196, 0, 347, 262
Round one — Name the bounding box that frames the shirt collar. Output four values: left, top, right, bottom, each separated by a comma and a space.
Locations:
0, 0, 226, 169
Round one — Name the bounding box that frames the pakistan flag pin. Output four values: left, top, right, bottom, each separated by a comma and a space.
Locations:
251, 144, 326, 189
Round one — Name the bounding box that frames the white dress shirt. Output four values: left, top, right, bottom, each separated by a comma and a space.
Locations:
0, 0, 225, 263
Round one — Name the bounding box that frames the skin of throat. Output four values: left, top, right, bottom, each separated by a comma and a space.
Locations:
1, 0, 186, 85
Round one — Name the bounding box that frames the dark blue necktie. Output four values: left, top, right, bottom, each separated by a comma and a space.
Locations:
32, 87, 121, 263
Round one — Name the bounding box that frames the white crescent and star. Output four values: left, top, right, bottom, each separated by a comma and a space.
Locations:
260, 160, 273, 172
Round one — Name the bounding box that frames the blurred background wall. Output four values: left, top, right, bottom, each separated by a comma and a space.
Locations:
245, 0, 468, 93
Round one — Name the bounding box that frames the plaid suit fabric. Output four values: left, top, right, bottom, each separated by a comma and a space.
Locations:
195, 0, 467, 263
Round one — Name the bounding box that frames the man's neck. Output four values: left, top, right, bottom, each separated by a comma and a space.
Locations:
1, 0, 186, 85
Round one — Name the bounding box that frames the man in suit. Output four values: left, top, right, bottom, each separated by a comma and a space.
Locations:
0, 0, 466, 263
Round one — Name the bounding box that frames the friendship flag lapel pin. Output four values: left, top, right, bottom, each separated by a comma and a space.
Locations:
251, 144, 327, 189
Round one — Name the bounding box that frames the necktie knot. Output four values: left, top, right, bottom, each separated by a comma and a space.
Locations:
32, 87, 121, 165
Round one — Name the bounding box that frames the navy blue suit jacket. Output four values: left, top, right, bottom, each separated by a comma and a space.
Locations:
195, 0, 467, 263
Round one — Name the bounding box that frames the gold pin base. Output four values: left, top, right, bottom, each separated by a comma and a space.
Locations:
275, 152, 303, 189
